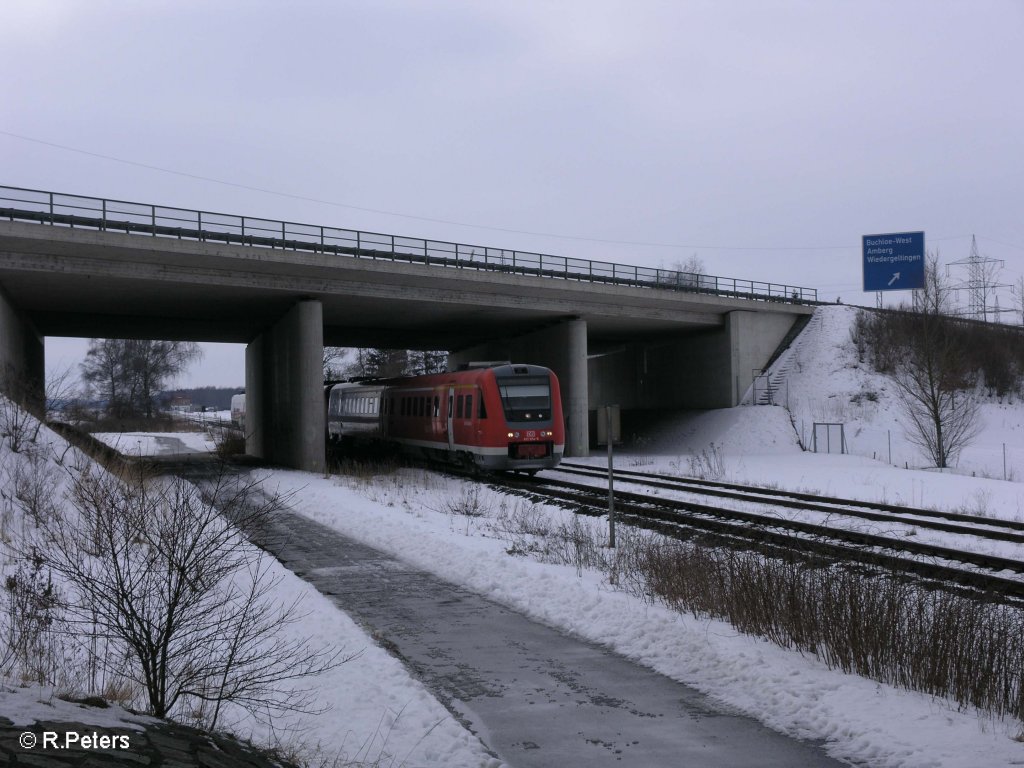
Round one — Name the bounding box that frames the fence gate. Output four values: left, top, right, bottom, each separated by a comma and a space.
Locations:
751, 369, 775, 405
812, 422, 847, 454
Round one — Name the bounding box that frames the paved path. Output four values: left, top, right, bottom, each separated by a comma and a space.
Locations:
250, 505, 848, 768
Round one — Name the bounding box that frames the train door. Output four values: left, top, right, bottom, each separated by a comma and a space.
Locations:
447, 387, 455, 452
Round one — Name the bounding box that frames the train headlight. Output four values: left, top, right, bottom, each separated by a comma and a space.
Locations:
507, 432, 514, 438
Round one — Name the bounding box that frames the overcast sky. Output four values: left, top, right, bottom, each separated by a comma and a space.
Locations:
3, 1, 1022, 388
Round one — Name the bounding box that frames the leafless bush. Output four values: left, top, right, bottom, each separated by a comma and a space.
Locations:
636, 540, 1024, 721
494, 498, 551, 538
687, 443, 726, 480
492, 502, 650, 582
855, 307, 1024, 399
0, 548, 60, 684
438, 485, 492, 518
32, 462, 351, 727
5, 447, 60, 525
210, 424, 247, 458
0, 395, 43, 454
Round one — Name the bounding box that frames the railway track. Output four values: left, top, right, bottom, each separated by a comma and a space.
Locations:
478, 464, 1024, 602
555, 460, 1024, 542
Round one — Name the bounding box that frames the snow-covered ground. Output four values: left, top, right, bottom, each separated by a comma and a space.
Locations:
92, 430, 217, 456
773, 305, 1024, 480
263, 464, 1016, 767
0, 421, 498, 768
246, 306, 1024, 767
13, 305, 1024, 767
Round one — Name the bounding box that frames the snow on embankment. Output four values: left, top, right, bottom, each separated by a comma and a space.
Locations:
0, 410, 497, 768
634, 404, 802, 457
768, 304, 1024, 478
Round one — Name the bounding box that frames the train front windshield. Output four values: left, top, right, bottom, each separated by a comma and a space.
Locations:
497, 376, 551, 421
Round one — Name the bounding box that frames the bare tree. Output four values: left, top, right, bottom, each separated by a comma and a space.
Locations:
34, 463, 348, 726
408, 350, 448, 374
659, 253, 706, 290
890, 314, 981, 468
891, 257, 981, 468
323, 346, 350, 380
343, 348, 410, 378
81, 339, 201, 419
913, 253, 954, 316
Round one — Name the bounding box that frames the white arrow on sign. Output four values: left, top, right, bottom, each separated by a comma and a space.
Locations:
887, 272, 901, 286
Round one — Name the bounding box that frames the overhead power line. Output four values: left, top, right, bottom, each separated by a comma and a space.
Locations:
0, 129, 997, 254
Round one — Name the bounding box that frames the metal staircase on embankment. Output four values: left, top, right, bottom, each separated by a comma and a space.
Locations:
744, 311, 820, 406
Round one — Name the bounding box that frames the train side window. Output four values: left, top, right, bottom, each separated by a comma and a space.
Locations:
456, 395, 464, 418
478, 391, 487, 419
465, 395, 473, 419
433, 395, 439, 417
419, 397, 425, 417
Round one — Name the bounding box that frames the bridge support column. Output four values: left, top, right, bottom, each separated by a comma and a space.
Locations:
245, 300, 325, 473
0, 285, 44, 414
726, 311, 797, 406
450, 318, 589, 457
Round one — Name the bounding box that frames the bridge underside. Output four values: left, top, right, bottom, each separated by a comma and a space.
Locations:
0, 220, 811, 470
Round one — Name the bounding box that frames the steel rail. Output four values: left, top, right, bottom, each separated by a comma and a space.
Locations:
484, 472, 1024, 600
555, 461, 1024, 543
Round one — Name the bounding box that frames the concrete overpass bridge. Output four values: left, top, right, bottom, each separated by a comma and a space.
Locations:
0, 186, 816, 471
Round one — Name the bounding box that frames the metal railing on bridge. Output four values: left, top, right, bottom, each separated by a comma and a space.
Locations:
0, 185, 817, 303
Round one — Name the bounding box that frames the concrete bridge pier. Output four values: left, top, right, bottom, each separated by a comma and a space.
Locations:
0, 285, 45, 413
450, 318, 589, 457
245, 300, 325, 473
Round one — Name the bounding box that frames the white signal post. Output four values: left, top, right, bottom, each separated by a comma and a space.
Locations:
607, 405, 616, 549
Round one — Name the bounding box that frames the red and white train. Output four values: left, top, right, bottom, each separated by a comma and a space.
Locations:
327, 362, 564, 472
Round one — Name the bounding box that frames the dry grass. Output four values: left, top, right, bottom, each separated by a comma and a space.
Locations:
491, 495, 1024, 722
637, 540, 1024, 721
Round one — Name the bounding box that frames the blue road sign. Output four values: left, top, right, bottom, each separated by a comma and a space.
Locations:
862, 231, 925, 292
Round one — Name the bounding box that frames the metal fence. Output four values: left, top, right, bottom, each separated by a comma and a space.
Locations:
0, 185, 817, 303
